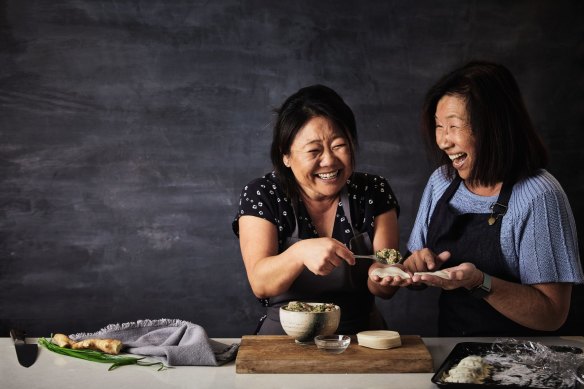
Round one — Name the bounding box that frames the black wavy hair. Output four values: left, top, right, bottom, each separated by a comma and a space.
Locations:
270, 84, 358, 199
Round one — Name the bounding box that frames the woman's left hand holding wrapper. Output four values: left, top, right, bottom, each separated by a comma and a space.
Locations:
363, 207, 410, 292
368, 262, 413, 288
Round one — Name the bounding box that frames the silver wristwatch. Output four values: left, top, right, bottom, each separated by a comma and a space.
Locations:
469, 272, 492, 299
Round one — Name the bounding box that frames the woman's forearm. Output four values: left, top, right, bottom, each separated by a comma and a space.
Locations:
484, 277, 572, 331
245, 249, 306, 298
239, 216, 305, 298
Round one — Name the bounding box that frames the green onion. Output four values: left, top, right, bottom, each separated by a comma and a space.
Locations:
38, 337, 170, 371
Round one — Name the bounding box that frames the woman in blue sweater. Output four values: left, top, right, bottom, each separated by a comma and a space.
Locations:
404, 61, 583, 336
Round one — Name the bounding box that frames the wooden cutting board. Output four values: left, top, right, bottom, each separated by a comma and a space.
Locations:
235, 335, 433, 374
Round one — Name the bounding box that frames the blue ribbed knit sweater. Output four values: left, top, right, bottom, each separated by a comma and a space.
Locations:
407, 167, 583, 284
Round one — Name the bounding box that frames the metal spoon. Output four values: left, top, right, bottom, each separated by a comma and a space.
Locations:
353, 254, 390, 264
353, 249, 403, 265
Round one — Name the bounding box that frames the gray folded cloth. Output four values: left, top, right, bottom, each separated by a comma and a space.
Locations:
70, 318, 239, 366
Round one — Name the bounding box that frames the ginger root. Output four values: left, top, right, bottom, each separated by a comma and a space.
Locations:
52, 333, 123, 355
72, 338, 122, 355
53, 333, 75, 348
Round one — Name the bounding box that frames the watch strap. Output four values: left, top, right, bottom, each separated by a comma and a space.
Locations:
469, 272, 492, 299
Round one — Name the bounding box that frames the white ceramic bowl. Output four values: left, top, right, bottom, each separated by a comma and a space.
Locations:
279, 303, 341, 343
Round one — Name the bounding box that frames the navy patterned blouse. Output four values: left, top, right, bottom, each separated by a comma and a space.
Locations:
233, 171, 399, 251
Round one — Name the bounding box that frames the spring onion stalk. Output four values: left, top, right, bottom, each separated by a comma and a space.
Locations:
38, 337, 170, 371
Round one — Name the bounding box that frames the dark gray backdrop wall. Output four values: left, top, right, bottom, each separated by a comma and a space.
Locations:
1, 0, 583, 337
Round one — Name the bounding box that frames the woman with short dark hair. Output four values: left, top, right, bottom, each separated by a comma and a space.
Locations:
233, 85, 407, 335
405, 61, 583, 336
420, 61, 548, 187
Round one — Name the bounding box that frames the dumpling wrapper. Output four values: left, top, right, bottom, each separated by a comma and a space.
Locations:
357, 330, 402, 349
371, 266, 411, 279
413, 270, 451, 280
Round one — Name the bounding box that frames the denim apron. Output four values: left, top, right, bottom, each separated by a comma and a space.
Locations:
256, 187, 386, 335
427, 176, 548, 336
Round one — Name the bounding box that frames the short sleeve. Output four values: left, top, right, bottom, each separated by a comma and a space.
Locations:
347, 173, 399, 234
515, 186, 583, 284
370, 175, 399, 217
232, 174, 294, 241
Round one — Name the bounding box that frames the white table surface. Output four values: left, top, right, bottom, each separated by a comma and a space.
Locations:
3, 336, 583, 389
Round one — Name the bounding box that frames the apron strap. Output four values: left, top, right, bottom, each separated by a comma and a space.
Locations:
290, 186, 354, 240
488, 180, 513, 225
430, 175, 513, 228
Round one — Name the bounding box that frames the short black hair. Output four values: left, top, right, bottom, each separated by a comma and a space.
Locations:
270, 84, 358, 199
421, 61, 548, 186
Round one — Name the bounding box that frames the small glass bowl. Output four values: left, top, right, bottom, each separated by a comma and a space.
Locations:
314, 335, 351, 354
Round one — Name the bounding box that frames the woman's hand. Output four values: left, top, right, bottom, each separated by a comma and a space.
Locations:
403, 248, 451, 272
239, 216, 357, 297
404, 250, 572, 331
403, 248, 451, 289
405, 249, 483, 289
411, 262, 483, 290
294, 237, 355, 276
367, 209, 402, 298
368, 263, 413, 287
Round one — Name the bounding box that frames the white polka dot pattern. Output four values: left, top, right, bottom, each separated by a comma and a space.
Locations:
233, 172, 399, 250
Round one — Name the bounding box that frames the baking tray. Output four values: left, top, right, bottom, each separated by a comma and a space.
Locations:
431, 342, 583, 389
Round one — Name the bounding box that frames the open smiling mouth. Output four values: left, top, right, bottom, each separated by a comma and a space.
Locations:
449, 153, 468, 168
315, 170, 339, 180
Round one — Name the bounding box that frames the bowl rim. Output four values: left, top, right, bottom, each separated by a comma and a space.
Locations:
314, 335, 351, 349
280, 302, 340, 313
314, 334, 351, 343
